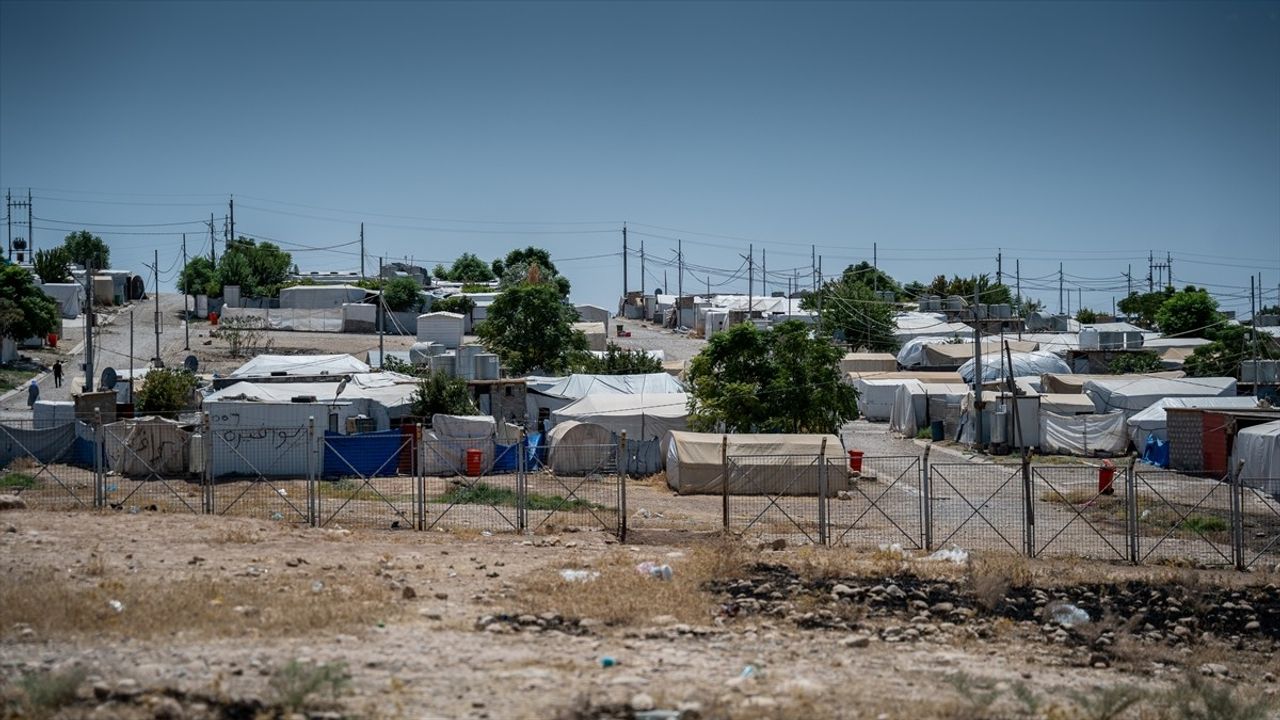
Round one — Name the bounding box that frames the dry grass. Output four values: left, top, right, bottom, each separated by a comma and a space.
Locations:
0, 565, 398, 640
514, 540, 752, 626
965, 553, 1033, 610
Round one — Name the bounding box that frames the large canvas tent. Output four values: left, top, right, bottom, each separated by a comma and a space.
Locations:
1040, 371, 1184, 394
526, 373, 685, 422
1083, 376, 1237, 418
1232, 420, 1280, 492
205, 372, 418, 420
230, 354, 371, 378
959, 351, 1070, 384
888, 382, 972, 436
850, 372, 965, 421
551, 392, 688, 442
1039, 411, 1129, 456
664, 431, 844, 495
1126, 396, 1263, 453
545, 421, 614, 474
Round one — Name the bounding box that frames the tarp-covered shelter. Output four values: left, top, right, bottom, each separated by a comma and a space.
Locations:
104, 416, 191, 476
888, 382, 972, 436
1083, 376, 1237, 418
230, 354, 371, 378
1040, 371, 1184, 394
892, 312, 974, 343
921, 340, 1039, 368
664, 431, 845, 495
1039, 394, 1097, 415
545, 421, 614, 474
1127, 396, 1262, 454
39, 282, 83, 319
205, 372, 418, 421
1039, 411, 1129, 456
526, 373, 685, 423
959, 351, 1070, 384
850, 372, 965, 422
839, 353, 897, 374
279, 284, 370, 309
422, 414, 498, 475
551, 393, 688, 442
1232, 420, 1280, 492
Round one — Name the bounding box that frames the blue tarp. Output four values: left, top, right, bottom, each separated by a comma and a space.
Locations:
322, 430, 404, 478
493, 442, 520, 473
1141, 434, 1169, 468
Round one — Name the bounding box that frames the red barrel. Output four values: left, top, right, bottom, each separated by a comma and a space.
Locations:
466, 448, 483, 477
46, 333, 58, 348
209, 311, 219, 326
848, 450, 864, 472
1098, 460, 1116, 496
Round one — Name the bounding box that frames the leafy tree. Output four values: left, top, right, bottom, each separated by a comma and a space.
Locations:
381, 277, 422, 312
802, 275, 898, 352
476, 281, 588, 375
1183, 325, 1276, 379
1155, 287, 1221, 337
177, 256, 219, 296
1108, 351, 1163, 375
841, 261, 901, 299
902, 280, 928, 301
434, 253, 495, 283
925, 274, 1013, 306
33, 247, 73, 283
215, 237, 292, 297
216, 251, 256, 296
61, 230, 110, 270
409, 369, 477, 420
1016, 297, 1044, 316
431, 294, 475, 316
686, 320, 858, 434
496, 246, 571, 297
134, 368, 198, 415
1076, 308, 1099, 324
1117, 287, 1174, 328
1258, 305, 1280, 318
572, 343, 664, 375
0, 264, 59, 341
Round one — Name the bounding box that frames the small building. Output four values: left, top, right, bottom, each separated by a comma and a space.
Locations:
417, 312, 464, 349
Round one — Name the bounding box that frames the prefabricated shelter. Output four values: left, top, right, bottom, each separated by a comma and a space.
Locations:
229, 354, 371, 378
888, 382, 972, 436
279, 284, 370, 309
574, 304, 611, 331
545, 420, 614, 474
849, 372, 965, 422
840, 353, 897, 374
33, 400, 77, 429
1083, 376, 1237, 418
1126, 396, 1263, 454
416, 312, 464, 349
664, 431, 845, 496
573, 322, 607, 352
1232, 420, 1280, 493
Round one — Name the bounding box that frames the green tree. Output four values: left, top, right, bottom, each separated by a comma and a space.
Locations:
1108, 351, 1163, 375
572, 343, 664, 375
841, 261, 901, 299
1183, 325, 1276, 379
409, 370, 477, 420
1076, 308, 1099, 324
1117, 287, 1174, 328
431, 294, 475, 316
496, 246, 571, 297
0, 265, 59, 342
686, 320, 858, 434
435, 253, 495, 283
177, 256, 219, 296
476, 282, 588, 375
218, 237, 292, 297
33, 247, 72, 283
1155, 287, 1221, 337
134, 368, 198, 415
381, 277, 422, 312
61, 230, 110, 270
217, 251, 257, 296
925, 274, 1013, 306
803, 275, 898, 352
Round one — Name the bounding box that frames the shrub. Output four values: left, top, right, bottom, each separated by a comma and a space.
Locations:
134, 368, 198, 415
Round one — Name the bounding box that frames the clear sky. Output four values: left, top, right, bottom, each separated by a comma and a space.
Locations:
2, 1, 1277, 315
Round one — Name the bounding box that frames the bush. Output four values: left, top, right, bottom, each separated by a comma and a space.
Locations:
411, 370, 477, 420
1108, 351, 1163, 375
381, 277, 422, 312
134, 368, 198, 415
432, 294, 475, 316
572, 343, 664, 375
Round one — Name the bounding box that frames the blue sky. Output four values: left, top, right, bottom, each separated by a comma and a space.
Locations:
2, 1, 1277, 315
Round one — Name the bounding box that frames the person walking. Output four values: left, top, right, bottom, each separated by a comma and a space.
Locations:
26, 381, 39, 407
52, 360, 63, 388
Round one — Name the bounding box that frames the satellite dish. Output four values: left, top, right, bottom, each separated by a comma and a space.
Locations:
100, 367, 119, 391
183, 355, 199, 373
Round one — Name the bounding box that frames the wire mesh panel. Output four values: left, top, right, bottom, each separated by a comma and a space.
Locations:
0, 422, 96, 510
1238, 478, 1280, 570
209, 426, 313, 524
1031, 466, 1128, 562
317, 433, 418, 530
725, 455, 826, 547
526, 444, 621, 535
828, 456, 923, 550
928, 463, 1025, 554
1133, 469, 1234, 567
102, 421, 202, 514
420, 436, 521, 533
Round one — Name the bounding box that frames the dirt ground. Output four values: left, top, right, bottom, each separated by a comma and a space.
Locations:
2, 509, 1278, 720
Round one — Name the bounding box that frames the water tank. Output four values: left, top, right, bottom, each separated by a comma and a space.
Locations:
1079, 327, 1101, 351
1098, 332, 1123, 351
927, 296, 942, 312
947, 295, 965, 311
1027, 311, 1052, 331
409, 342, 435, 365
457, 345, 483, 381
475, 353, 500, 380
974, 304, 988, 320
991, 404, 1008, 445
429, 353, 456, 377
992, 304, 1011, 319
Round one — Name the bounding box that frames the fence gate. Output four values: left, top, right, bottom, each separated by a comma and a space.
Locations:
1132, 469, 1234, 567
420, 436, 522, 533
317, 432, 419, 530
208, 425, 314, 525
928, 463, 1025, 554
0, 422, 96, 510
526, 443, 622, 536
1031, 466, 1128, 561
101, 421, 202, 514
1237, 478, 1280, 570
827, 455, 923, 550
725, 455, 827, 546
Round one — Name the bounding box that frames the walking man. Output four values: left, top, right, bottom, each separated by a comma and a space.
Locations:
52, 360, 63, 388
26, 381, 39, 407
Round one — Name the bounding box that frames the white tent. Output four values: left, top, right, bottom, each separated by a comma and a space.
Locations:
1039, 411, 1129, 456
888, 382, 972, 436
278, 285, 369, 309
230, 354, 371, 378
664, 431, 845, 496
892, 312, 974, 343
551, 393, 688, 442
422, 414, 497, 475
1083, 376, 1237, 418
206, 372, 417, 419
545, 421, 615, 474
526, 373, 685, 421
959, 351, 1070, 384
1127, 397, 1262, 453
38, 283, 83, 319
1041, 371, 1185, 394
1232, 420, 1280, 492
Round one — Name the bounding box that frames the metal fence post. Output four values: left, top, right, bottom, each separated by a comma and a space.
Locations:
1232, 460, 1245, 571
817, 438, 829, 547
619, 430, 628, 543
517, 429, 528, 533
201, 412, 212, 514
720, 436, 729, 533
1126, 456, 1138, 564
1021, 453, 1034, 557
921, 446, 932, 550
415, 423, 425, 531
93, 410, 104, 509
307, 416, 318, 527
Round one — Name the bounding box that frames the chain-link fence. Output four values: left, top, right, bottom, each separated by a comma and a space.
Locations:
0, 421, 97, 510
928, 463, 1027, 554
208, 424, 315, 525
1032, 466, 1129, 562
1238, 478, 1280, 570
828, 455, 924, 550
102, 420, 202, 514
722, 455, 828, 546
1133, 469, 1236, 567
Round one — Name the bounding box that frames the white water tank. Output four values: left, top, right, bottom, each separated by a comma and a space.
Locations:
1079, 327, 1101, 351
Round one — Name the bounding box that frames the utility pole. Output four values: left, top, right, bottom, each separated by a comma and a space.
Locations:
747, 244, 753, 314
182, 234, 190, 351
677, 239, 683, 301
761, 248, 767, 298
874, 242, 879, 293
153, 249, 162, 366
1167, 252, 1173, 287
128, 309, 134, 403
1125, 264, 1132, 299
5, 189, 33, 262
972, 285, 984, 450
84, 258, 95, 392
359, 223, 365, 284
1252, 275, 1259, 398
209, 213, 217, 264
996, 249, 1002, 287
1016, 259, 1022, 341
811, 244, 817, 292
622, 223, 628, 296
1148, 251, 1154, 292
640, 236, 646, 295
228, 195, 235, 243
378, 256, 385, 367
663, 270, 668, 295
1078, 288, 1082, 317
1058, 263, 1064, 315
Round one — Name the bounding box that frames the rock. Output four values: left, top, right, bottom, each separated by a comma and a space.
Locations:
1199, 663, 1228, 677
931, 602, 955, 614
401, 586, 417, 600
742, 696, 778, 709
831, 584, 855, 598
884, 585, 906, 600
115, 678, 140, 697
152, 696, 184, 719
780, 678, 825, 696
92, 681, 111, 700
434, 592, 449, 600
769, 539, 786, 551
579, 618, 603, 629
0, 495, 27, 511
630, 692, 655, 712
1245, 621, 1261, 631
651, 615, 679, 625
841, 634, 871, 648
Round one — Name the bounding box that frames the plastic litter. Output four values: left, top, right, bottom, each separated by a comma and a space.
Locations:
600, 656, 617, 668
738, 664, 757, 680
311, 580, 325, 593
635, 561, 674, 581
877, 542, 907, 558
559, 569, 600, 583
276, 488, 288, 497
270, 512, 285, 521
107, 600, 124, 614
1049, 603, 1090, 627
635, 712, 681, 720
925, 546, 969, 564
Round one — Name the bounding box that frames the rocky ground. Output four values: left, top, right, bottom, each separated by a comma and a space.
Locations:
2, 510, 1278, 720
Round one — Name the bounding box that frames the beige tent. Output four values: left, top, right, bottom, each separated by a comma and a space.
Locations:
847, 370, 965, 384
103, 416, 191, 476
664, 431, 845, 496
839, 353, 897, 374
921, 339, 1038, 368
1040, 371, 1184, 394
546, 421, 615, 475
